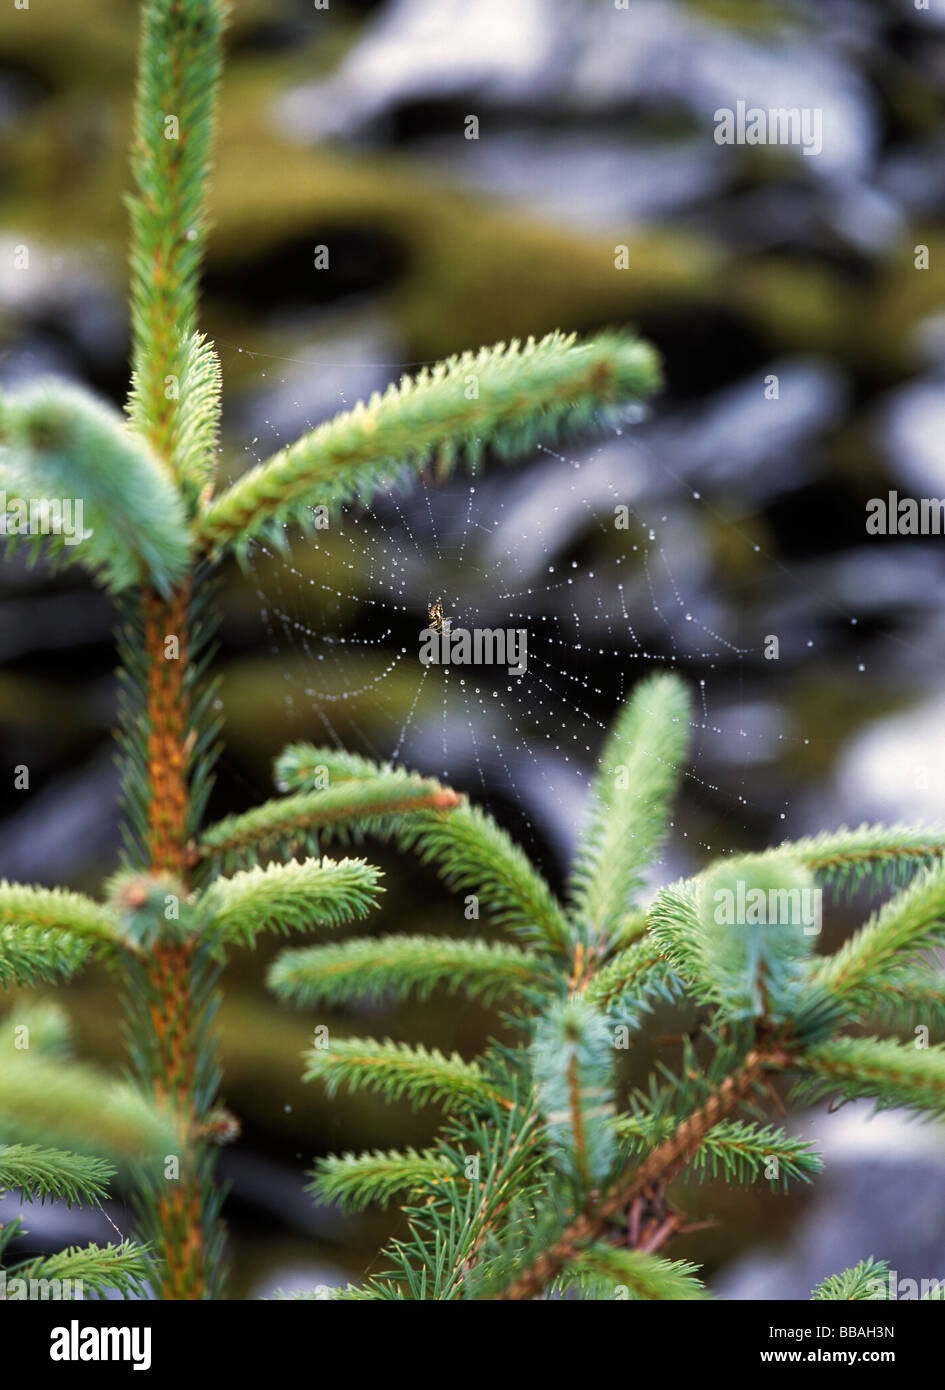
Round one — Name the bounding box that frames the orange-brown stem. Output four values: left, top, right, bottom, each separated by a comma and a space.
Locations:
142, 585, 207, 1299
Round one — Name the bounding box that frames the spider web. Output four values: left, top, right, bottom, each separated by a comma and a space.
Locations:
222, 347, 827, 881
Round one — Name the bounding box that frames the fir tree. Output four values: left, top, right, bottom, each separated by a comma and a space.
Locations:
0, 0, 660, 1297
3, 0, 943, 1304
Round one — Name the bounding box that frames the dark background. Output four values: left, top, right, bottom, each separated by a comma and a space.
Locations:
2, 0, 945, 1297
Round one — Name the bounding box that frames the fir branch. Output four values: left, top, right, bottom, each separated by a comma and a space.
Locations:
196, 331, 661, 557
0, 881, 125, 948
784, 1036, 945, 1120
0, 382, 190, 595
199, 856, 383, 948
648, 861, 842, 1042
644, 878, 702, 984
679, 1122, 823, 1191
270, 935, 549, 1007
367, 1097, 545, 1300
764, 823, 945, 895
0, 925, 90, 988
650, 834, 945, 1007
562, 1245, 708, 1301
0, 1145, 115, 1209
164, 332, 222, 496
568, 672, 691, 948
302, 1037, 496, 1113
815, 863, 945, 1005
275, 744, 418, 792
394, 805, 572, 953
12, 1242, 151, 1300
857, 966, 945, 1034
811, 1258, 890, 1301
580, 940, 681, 1027
199, 780, 462, 868
531, 999, 617, 1192
690, 856, 818, 1024
0, 1054, 174, 1162
273, 745, 571, 952
309, 1149, 453, 1212
617, 1117, 822, 1190
127, 0, 227, 485
0, 881, 131, 984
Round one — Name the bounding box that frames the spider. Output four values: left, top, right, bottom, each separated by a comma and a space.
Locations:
428, 599, 445, 633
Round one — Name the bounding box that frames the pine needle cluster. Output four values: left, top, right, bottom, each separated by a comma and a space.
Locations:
257, 674, 945, 1301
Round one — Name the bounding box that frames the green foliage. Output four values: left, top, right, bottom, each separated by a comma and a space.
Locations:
0, 1012, 154, 1299
855, 966, 945, 1033
581, 940, 682, 1028
616, 1116, 823, 1191
0, 881, 123, 946
262, 674, 945, 1300
323, 1094, 546, 1302
11, 1241, 152, 1300
0, 381, 190, 594
275, 744, 571, 950
811, 1258, 890, 1301
0, 924, 90, 988
814, 862, 945, 1005
199, 856, 384, 948
787, 1036, 945, 1120
310, 1148, 452, 1212
301, 1037, 493, 1113
690, 856, 818, 1023
270, 935, 549, 1007
560, 1245, 708, 1301
531, 999, 617, 1191
765, 823, 945, 894
568, 671, 691, 949
396, 805, 572, 953
0, 1145, 115, 1208
127, 0, 227, 493
161, 332, 223, 496
200, 777, 457, 870
197, 331, 661, 558
0, 1047, 175, 1163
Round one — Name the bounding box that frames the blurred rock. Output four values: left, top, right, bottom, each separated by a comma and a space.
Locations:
0, 747, 119, 884
833, 691, 945, 825
717, 1105, 945, 1300
277, 0, 877, 188
880, 373, 945, 495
